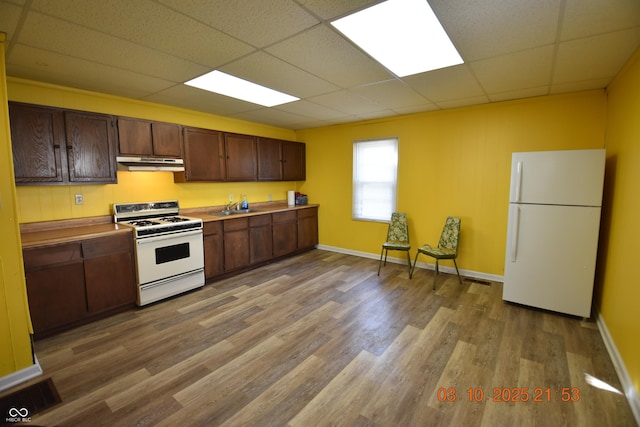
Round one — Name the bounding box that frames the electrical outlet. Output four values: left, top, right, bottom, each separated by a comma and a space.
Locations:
268, 194, 272, 201
229, 194, 234, 202
75, 194, 83, 205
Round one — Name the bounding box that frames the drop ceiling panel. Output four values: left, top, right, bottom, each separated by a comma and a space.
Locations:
351, 79, 433, 110
220, 51, 339, 98
309, 90, 385, 115
7, 45, 175, 99
158, 0, 319, 48
0, 2, 22, 42
30, 0, 253, 70
266, 25, 394, 88
144, 84, 262, 117
274, 100, 351, 122
470, 45, 554, 94
431, 0, 561, 61
232, 107, 316, 129
405, 65, 486, 102
561, 0, 640, 40
17, 12, 209, 82
554, 28, 640, 83
296, 0, 384, 20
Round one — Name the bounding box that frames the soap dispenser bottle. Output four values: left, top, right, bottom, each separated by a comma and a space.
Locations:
241, 194, 249, 210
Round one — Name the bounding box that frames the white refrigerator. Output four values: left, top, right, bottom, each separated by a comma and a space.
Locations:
503, 149, 606, 318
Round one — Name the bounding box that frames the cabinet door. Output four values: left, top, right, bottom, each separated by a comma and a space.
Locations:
225, 133, 257, 181
224, 218, 250, 271
257, 137, 282, 181
117, 117, 153, 156
204, 221, 224, 279
298, 207, 318, 249
9, 102, 66, 184
64, 111, 117, 183
250, 215, 272, 264
152, 122, 182, 157
83, 234, 136, 313
272, 211, 297, 257
179, 127, 225, 181
282, 141, 306, 181
23, 243, 86, 335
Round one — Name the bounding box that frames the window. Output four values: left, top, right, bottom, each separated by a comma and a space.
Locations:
353, 138, 398, 221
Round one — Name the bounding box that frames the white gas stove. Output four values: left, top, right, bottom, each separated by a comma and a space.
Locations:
113, 200, 204, 306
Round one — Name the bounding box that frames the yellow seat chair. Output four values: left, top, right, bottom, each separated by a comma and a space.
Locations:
410, 216, 462, 289
378, 212, 412, 277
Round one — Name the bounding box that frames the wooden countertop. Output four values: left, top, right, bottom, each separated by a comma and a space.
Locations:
20, 203, 318, 248
188, 203, 318, 222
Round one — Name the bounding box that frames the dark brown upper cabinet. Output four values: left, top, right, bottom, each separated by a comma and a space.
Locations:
175, 127, 226, 182
9, 102, 117, 185
257, 137, 306, 181
224, 132, 257, 181
117, 117, 182, 158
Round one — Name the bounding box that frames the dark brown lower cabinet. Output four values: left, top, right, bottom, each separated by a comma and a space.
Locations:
297, 207, 318, 249
224, 217, 250, 272
24, 243, 87, 334
204, 221, 224, 279
23, 232, 136, 338
272, 211, 298, 257
82, 233, 136, 313
250, 215, 272, 264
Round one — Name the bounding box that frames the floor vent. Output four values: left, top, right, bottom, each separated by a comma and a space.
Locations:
467, 278, 492, 286
0, 377, 61, 420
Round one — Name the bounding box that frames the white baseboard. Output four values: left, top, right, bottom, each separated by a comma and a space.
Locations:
0, 356, 42, 393
315, 244, 504, 284
595, 311, 640, 425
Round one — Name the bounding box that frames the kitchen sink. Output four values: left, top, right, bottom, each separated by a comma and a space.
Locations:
212, 208, 261, 216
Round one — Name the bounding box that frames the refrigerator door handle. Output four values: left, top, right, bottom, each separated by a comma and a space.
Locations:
515, 161, 523, 202
510, 205, 520, 262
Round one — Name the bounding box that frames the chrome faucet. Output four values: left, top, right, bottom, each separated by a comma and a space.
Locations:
226, 201, 239, 211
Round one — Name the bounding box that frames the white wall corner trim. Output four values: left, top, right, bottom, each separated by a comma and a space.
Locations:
0, 357, 43, 393
596, 310, 640, 425
316, 244, 503, 284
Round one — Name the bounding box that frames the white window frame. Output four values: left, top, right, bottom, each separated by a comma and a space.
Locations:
352, 137, 398, 222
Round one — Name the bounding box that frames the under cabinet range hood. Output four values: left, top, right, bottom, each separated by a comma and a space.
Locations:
116, 156, 185, 172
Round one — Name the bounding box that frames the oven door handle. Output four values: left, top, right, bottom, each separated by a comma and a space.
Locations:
136, 229, 202, 244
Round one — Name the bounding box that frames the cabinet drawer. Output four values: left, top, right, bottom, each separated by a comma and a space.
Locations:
204, 221, 223, 236
82, 233, 131, 259
224, 217, 249, 231
297, 207, 317, 219
273, 211, 296, 223
23, 243, 82, 271
249, 215, 271, 227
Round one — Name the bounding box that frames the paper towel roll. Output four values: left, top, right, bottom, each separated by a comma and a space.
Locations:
287, 190, 295, 206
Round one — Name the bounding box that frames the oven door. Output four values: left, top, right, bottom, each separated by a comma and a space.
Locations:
135, 229, 204, 285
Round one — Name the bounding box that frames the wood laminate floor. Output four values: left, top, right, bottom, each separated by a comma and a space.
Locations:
24, 249, 636, 426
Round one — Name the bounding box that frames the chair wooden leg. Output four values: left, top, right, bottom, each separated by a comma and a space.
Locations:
410, 252, 420, 278
453, 259, 462, 284
433, 259, 439, 290
406, 251, 412, 278
377, 248, 385, 276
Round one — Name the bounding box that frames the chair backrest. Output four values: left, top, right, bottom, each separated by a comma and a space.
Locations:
387, 212, 409, 243
438, 217, 461, 253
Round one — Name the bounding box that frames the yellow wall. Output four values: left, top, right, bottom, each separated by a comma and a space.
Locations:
297, 91, 606, 276
8, 78, 302, 222
598, 48, 640, 397
0, 36, 34, 378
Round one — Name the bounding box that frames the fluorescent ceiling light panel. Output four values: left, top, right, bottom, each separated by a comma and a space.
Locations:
185, 70, 299, 107
331, 0, 463, 77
